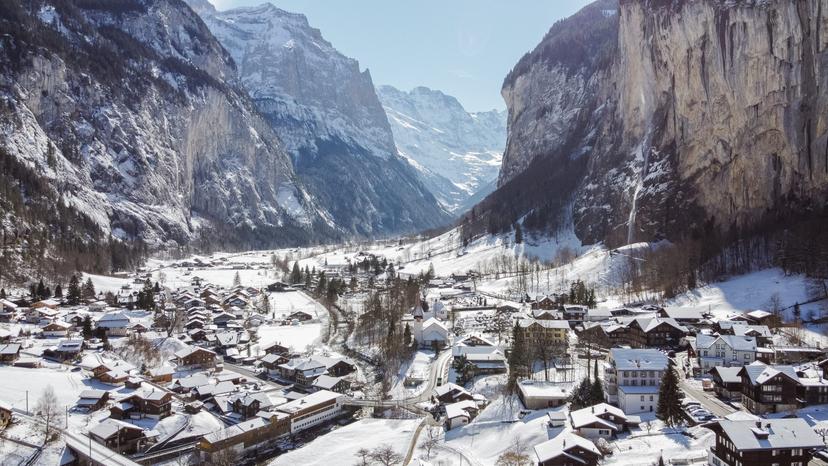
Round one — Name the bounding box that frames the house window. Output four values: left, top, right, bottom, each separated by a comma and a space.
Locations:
640, 396, 645, 401
771, 450, 779, 456
792, 449, 803, 455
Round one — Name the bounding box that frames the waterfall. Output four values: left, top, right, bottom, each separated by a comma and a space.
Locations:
626, 129, 652, 244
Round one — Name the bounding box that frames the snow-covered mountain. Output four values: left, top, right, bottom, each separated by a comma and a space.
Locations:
377, 85, 506, 214
189, 1, 449, 236
0, 0, 335, 278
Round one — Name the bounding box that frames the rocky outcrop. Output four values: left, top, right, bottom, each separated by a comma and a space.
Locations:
486, 0, 828, 247
0, 0, 331, 257
377, 85, 506, 214
191, 2, 449, 236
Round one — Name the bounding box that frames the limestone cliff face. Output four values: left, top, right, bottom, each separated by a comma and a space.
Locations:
0, 0, 330, 253
491, 0, 828, 246
189, 2, 450, 237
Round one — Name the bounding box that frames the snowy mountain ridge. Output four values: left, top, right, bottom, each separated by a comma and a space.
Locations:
377, 85, 506, 214
0, 0, 334, 276
190, 1, 449, 236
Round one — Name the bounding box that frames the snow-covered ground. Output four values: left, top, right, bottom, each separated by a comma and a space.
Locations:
269, 418, 421, 465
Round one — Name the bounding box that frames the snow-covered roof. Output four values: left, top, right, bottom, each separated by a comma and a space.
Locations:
709, 366, 742, 384
444, 400, 477, 420
276, 390, 341, 414
634, 317, 688, 333
534, 433, 600, 463
312, 375, 344, 390
610, 348, 668, 371
570, 403, 626, 430
718, 419, 823, 451
517, 380, 569, 399
694, 334, 756, 352
518, 318, 570, 329
89, 419, 143, 440
740, 364, 799, 385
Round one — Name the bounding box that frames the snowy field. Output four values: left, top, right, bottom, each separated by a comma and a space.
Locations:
269, 418, 420, 465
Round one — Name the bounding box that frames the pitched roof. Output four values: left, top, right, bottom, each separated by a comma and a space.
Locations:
740, 364, 800, 385
570, 403, 626, 430
610, 348, 668, 371
709, 366, 742, 384
89, 419, 143, 439
718, 419, 823, 450
534, 433, 601, 463
694, 334, 756, 352
518, 318, 570, 329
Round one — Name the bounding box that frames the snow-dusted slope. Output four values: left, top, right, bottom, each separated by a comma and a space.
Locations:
189, 1, 449, 236
0, 0, 331, 273
377, 85, 506, 214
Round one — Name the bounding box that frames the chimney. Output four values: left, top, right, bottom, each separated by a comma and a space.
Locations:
591, 406, 595, 413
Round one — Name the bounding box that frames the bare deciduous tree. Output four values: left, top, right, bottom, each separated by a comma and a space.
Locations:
369, 444, 403, 466
419, 425, 442, 459
355, 447, 371, 465
35, 385, 62, 442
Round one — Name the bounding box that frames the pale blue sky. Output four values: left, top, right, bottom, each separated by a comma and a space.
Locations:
208, 0, 593, 112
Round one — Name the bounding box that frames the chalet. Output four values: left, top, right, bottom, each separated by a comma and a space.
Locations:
110, 388, 172, 420
197, 413, 291, 463
286, 310, 313, 322
212, 312, 237, 327
260, 353, 290, 375
465, 352, 507, 375
194, 381, 235, 400
0, 299, 18, 322
277, 358, 326, 386
227, 392, 274, 420
585, 308, 613, 322
263, 343, 290, 355
171, 373, 210, 394
623, 317, 687, 348
433, 383, 474, 404
444, 400, 479, 429
224, 296, 249, 308
267, 281, 292, 292
658, 308, 704, 324
48, 339, 84, 361
96, 312, 131, 336
707, 418, 822, 466
41, 320, 72, 337
546, 411, 567, 427
0, 400, 11, 428
516, 319, 570, 347
89, 419, 156, 455
534, 433, 602, 466
532, 309, 563, 320
318, 356, 356, 377
718, 322, 773, 347
312, 375, 349, 393
562, 305, 588, 321
76, 390, 110, 412
738, 364, 801, 414
148, 366, 174, 384
569, 403, 637, 439
534, 296, 558, 310
709, 366, 743, 400
517, 381, 569, 409
100, 369, 130, 385
174, 346, 217, 369
31, 299, 59, 310
0, 343, 21, 363
692, 334, 756, 371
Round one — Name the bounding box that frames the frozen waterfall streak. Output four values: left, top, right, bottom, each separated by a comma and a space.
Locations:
626, 128, 652, 245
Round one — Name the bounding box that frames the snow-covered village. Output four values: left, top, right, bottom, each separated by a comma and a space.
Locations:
3, 0, 828, 466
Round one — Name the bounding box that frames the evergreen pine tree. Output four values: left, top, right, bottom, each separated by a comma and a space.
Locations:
507, 323, 527, 392
569, 377, 592, 410
67, 275, 82, 305
0, 289, 5, 299
403, 323, 412, 345
54, 284, 63, 299
514, 223, 523, 244
656, 358, 683, 427
36, 279, 47, 300
81, 316, 93, 340
290, 263, 301, 284
589, 360, 605, 404
233, 271, 242, 287
82, 278, 96, 301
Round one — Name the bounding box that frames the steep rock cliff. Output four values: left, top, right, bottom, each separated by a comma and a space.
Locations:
0, 0, 333, 265
190, 2, 449, 236
377, 85, 506, 214
481, 0, 828, 247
